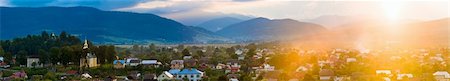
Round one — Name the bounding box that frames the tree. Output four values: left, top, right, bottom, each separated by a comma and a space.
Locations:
59, 31, 68, 39
148, 43, 156, 52
4, 52, 13, 64
0, 46, 4, 57
38, 49, 49, 65
17, 50, 28, 65
60, 46, 74, 65
246, 48, 256, 58
41, 31, 49, 40
182, 48, 190, 56
194, 50, 204, 59
49, 47, 61, 64
105, 45, 116, 64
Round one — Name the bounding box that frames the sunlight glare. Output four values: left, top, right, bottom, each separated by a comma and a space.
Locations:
381, 0, 403, 22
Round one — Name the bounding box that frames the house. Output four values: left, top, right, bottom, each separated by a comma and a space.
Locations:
235, 49, 245, 60
184, 59, 197, 68
261, 64, 275, 71
113, 60, 126, 68
230, 78, 239, 81
0, 57, 3, 62
215, 63, 226, 70
226, 63, 241, 73
81, 73, 92, 79
127, 58, 141, 66
143, 74, 157, 81
319, 69, 335, 81
27, 56, 42, 68
128, 71, 141, 80
397, 74, 413, 80
376, 70, 392, 75
183, 55, 193, 60
173, 68, 204, 81
433, 71, 450, 81
0, 56, 9, 68
171, 60, 184, 69
183, 52, 193, 60
346, 58, 357, 62
141, 59, 161, 67
157, 71, 174, 81
226, 60, 240, 73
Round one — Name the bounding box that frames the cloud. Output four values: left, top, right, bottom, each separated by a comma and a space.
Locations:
2, 0, 148, 10
2, 0, 448, 24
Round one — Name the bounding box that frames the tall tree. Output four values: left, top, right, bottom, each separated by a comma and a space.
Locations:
149, 43, 156, 52
38, 49, 49, 64
59, 31, 68, 39
49, 47, 61, 64
41, 31, 49, 40
17, 50, 28, 65
0, 46, 4, 57
4, 52, 13, 64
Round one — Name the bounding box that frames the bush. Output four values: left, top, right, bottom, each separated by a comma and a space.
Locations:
44, 72, 57, 80
2, 70, 14, 77
26, 68, 48, 77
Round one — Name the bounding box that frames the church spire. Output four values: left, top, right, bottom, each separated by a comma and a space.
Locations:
83, 39, 89, 50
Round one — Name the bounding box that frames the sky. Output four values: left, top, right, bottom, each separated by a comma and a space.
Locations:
1, 0, 449, 23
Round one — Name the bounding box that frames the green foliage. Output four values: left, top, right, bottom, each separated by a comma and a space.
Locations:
2, 70, 14, 77
182, 48, 190, 56
3, 52, 13, 64
44, 72, 57, 81
38, 49, 49, 64
26, 68, 49, 77
17, 50, 28, 65
0, 31, 82, 66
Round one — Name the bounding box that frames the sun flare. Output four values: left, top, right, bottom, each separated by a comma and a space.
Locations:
381, 1, 403, 22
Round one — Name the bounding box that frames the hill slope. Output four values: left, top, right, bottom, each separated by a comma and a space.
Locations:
197, 17, 245, 32
0, 7, 227, 44
216, 17, 326, 41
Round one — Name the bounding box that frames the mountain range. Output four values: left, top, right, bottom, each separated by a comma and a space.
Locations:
1, 6, 447, 45
216, 17, 326, 41
0, 7, 228, 44
197, 17, 247, 32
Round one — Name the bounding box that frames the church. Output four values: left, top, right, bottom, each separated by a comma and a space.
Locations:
80, 39, 99, 68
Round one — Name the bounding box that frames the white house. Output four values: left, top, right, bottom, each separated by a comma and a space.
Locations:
397, 74, 413, 80
126, 58, 141, 66
157, 71, 174, 81
27, 56, 43, 68
376, 70, 392, 75
433, 71, 450, 81
262, 64, 275, 71
141, 59, 161, 67
346, 58, 357, 63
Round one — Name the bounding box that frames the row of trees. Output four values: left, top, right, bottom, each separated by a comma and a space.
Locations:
0, 31, 116, 66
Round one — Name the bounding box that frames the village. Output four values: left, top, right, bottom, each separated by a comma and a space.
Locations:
0, 37, 449, 81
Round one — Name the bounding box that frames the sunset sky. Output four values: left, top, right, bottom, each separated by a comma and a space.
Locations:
1, 0, 449, 21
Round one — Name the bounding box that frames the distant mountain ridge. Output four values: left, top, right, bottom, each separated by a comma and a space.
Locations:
0, 6, 228, 44
197, 17, 246, 32
216, 17, 327, 41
